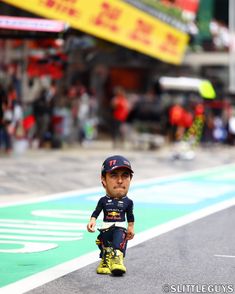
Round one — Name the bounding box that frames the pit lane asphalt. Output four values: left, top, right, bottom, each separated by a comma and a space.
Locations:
27, 205, 235, 294
1, 142, 235, 293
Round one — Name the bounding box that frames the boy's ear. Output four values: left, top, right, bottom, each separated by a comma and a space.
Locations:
101, 176, 106, 188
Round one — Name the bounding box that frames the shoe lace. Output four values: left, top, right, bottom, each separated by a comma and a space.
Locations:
102, 252, 110, 267
112, 254, 121, 265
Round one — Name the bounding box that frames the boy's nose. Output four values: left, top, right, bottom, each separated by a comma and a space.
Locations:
117, 176, 123, 182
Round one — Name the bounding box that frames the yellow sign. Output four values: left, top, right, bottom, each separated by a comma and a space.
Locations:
2, 0, 189, 64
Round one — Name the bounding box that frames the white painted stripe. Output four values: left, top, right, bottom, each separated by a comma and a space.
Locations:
128, 197, 235, 248
31, 209, 90, 219
0, 222, 86, 231
1, 197, 235, 294
0, 163, 234, 208
214, 254, 235, 258
0, 235, 82, 241
0, 187, 103, 208
0, 251, 99, 294
0, 240, 57, 253
0, 219, 86, 227
0, 228, 83, 236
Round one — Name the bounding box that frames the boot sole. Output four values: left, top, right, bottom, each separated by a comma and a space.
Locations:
97, 271, 111, 275
111, 268, 126, 276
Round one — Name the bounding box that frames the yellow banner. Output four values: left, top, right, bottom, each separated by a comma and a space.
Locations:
2, 0, 189, 64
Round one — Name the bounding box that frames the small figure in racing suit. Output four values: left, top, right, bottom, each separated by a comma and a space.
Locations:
87, 155, 135, 275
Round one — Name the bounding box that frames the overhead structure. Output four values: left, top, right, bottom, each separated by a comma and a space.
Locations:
159, 76, 216, 99
2, 0, 189, 65
0, 15, 67, 32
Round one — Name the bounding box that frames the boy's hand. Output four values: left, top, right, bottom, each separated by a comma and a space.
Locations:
126, 225, 135, 240
87, 218, 96, 232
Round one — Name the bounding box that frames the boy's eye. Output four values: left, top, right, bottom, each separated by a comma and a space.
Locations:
110, 172, 118, 177
122, 172, 130, 177
109, 172, 130, 178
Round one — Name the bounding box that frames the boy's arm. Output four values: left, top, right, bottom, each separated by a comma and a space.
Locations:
87, 198, 103, 232
126, 222, 135, 240
87, 217, 97, 232
126, 199, 135, 240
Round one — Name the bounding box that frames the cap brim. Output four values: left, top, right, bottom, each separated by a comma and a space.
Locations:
107, 166, 134, 173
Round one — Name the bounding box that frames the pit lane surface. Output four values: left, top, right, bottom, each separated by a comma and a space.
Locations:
27, 205, 235, 294
0, 145, 235, 294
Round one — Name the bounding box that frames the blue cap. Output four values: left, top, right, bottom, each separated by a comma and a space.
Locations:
101, 155, 133, 175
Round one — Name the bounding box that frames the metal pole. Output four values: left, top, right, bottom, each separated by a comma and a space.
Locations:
229, 0, 235, 93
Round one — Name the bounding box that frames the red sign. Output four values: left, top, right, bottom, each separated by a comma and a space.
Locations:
92, 2, 122, 32
129, 19, 153, 45
158, 33, 179, 56
40, 0, 80, 18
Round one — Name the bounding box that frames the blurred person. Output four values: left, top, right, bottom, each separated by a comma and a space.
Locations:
227, 111, 235, 145
77, 86, 91, 144
12, 101, 24, 139
33, 88, 52, 147
168, 102, 184, 142
7, 83, 17, 103
213, 117, 227, 143
87, 155, 135, 276
0, 84, 7, 125
183, 103, 204, 146
0, 84, 12, 153
210, 20, 230, 51
111, 87, 129, 148
1, 101, 14, 153
201, 111, 214, 144
52, 90, 72, 148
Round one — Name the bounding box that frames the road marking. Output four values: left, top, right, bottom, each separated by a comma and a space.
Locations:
0, 228, 83, 236
31, 209, 91, 219
0, 219, 87, 230
129, 197, 235, 247
214, 254, 235, 258
0, 163, 235, 293
0, 234, 82, 241
0, 241, 57, 253
0, 251, 100, 294
1, 162, 234, 208
2, 198, 235, 294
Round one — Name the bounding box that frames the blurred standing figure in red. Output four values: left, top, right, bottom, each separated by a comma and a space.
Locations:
111, 86, 129, 148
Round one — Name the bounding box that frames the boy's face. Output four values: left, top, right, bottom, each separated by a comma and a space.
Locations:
101, 168, 132, 199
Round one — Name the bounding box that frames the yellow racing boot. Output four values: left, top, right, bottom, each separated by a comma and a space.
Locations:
110, 249, 126, 276
96, 247, 112, 274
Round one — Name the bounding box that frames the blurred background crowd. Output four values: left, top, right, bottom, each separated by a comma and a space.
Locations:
0, 0, 235, 155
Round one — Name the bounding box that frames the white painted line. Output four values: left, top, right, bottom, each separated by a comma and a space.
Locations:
0, 219, 86, 227
0, 221, 86, 231
0, 251, 100, 294
0, 186, 102, 208
0, 234, 82, 241
129, 197, 235, 248
214, 254, 235, 258
0, 228, 82, 236
0, 162, 235, 208
1, 196, 235, 294
0, 240, 58, 253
